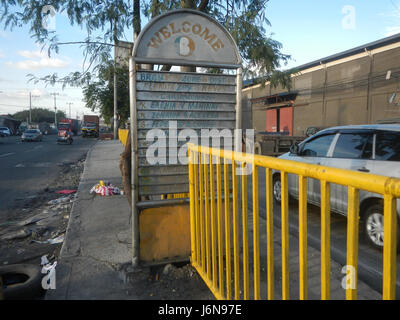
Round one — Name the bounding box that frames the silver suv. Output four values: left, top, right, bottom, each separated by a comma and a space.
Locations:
274, 124, 400, 249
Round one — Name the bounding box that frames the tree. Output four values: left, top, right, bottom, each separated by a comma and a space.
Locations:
12, 108, 66, 124
82, 61, 130, 125
1, 1, 294, 89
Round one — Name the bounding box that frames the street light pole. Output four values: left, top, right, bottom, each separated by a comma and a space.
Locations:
67, 102, 73, 118
50, 93, 59, 128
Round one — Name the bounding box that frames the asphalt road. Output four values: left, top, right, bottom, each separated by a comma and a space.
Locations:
0, 135, 97, 224
248, 168, 400, 298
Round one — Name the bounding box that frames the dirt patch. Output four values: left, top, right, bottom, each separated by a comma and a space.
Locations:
122, 263, 215, 300
0, 156, 86, 267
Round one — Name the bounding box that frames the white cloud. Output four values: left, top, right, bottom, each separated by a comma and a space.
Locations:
6, 50, 69, 70
0, 50, 5, 59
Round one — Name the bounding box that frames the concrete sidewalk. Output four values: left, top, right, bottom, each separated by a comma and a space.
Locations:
46, 140, 212, 300
46, 140, 381, 300
46, 140, 133, 299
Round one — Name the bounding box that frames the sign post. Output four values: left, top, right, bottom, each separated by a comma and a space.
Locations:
130, 9, 242, 265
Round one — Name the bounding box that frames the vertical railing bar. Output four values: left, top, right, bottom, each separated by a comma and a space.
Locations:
193, 150, 200, 265
346, 186, 359, 300
241, 162, 249, 300
224, 157, 232, 300
189, 148, 196, 264
298, 175, 308, 300
321, 180, 331, 300
383, 194, 397, 300
209, 152, 218, 289
216, 156, 224, 298
281, 171, 289, 300
199, 151, 205, 270
266, 168, 274, 300
204, 153, 211, 279
232, 158, 240, 300
252, 164, 260, 300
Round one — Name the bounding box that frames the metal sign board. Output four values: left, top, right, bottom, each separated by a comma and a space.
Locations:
135, 70, 236, 195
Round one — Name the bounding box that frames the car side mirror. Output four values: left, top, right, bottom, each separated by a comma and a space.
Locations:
290, 142, 299, 155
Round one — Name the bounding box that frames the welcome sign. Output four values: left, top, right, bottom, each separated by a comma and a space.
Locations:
134, 10, 241, 68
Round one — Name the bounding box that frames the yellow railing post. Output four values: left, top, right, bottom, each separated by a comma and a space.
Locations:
383, 194, 397, 300
346, 186, 359, 300
199, 151, 205, 269
252, 164, 260, 300
224, 157, 232, 300
189, 149, 196, 263
232, 158, 240, 300
216, 156, 224, 298
281, 171, 289, 300
321, 180, 331, 300
241, 162, 249, 299
266, 168, 274, 300
298, 175, 308, 300
209, 152, 217, 289
204, 153, 211, 279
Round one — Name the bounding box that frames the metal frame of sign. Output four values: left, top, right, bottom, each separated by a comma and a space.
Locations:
129, 9, 242, 265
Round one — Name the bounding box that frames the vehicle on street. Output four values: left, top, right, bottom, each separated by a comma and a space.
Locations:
21, 129, 42, 142
81, 115, 99, 138
273, 124, 400, 249
0, 127, 11, 137
58, 118, 79, 136
57, 128, 73, 144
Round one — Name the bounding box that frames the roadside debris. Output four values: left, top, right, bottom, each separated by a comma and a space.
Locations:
90, 180, 123, 196
32, 234, 64, 245
0, 157, 85, 267
0, 229, 32, 241
55, 189, 76, 195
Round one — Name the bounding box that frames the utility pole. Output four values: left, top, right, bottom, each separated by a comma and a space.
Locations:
67, 102, 73, 118
113, 17, 118, 140
50, 93, 59, 128
29, 92, 40, 124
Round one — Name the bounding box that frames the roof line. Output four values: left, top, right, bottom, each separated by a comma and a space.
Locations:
295, 32, 400, 71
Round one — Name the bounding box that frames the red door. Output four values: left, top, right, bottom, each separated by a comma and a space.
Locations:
266, 109, 277, 132
279, 107, 293, 136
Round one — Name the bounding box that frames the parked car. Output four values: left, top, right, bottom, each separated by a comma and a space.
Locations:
0, 127, 11, 137
273, 124, 400, 249
21, 129, 43, 142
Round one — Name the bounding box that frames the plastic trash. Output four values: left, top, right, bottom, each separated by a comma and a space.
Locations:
90, 180, 122, 196
55, 189, 76, 195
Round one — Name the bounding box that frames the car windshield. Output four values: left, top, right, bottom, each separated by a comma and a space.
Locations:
25, 130, 38, 133
0, 127, 8, 131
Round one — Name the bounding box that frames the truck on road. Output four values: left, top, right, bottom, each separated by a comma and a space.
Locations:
81, 115, 99, 138
58, 118, 79, 136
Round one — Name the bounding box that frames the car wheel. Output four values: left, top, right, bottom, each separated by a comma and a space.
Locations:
273, 175, 281, 203
363, 203, 400, 250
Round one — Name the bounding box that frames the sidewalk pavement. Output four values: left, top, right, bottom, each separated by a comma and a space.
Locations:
46, 140, 212, 300
46, 140, 381, 300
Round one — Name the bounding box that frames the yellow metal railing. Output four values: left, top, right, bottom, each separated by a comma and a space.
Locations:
188, 143, 399, 300
118, 128, 129, 146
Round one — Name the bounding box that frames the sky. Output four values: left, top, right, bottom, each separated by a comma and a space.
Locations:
0, 0, 400, 117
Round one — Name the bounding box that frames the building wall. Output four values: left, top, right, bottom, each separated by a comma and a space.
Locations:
244, 42, 400, 136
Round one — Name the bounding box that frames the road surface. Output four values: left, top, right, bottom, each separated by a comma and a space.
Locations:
0, 135, 96, 224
